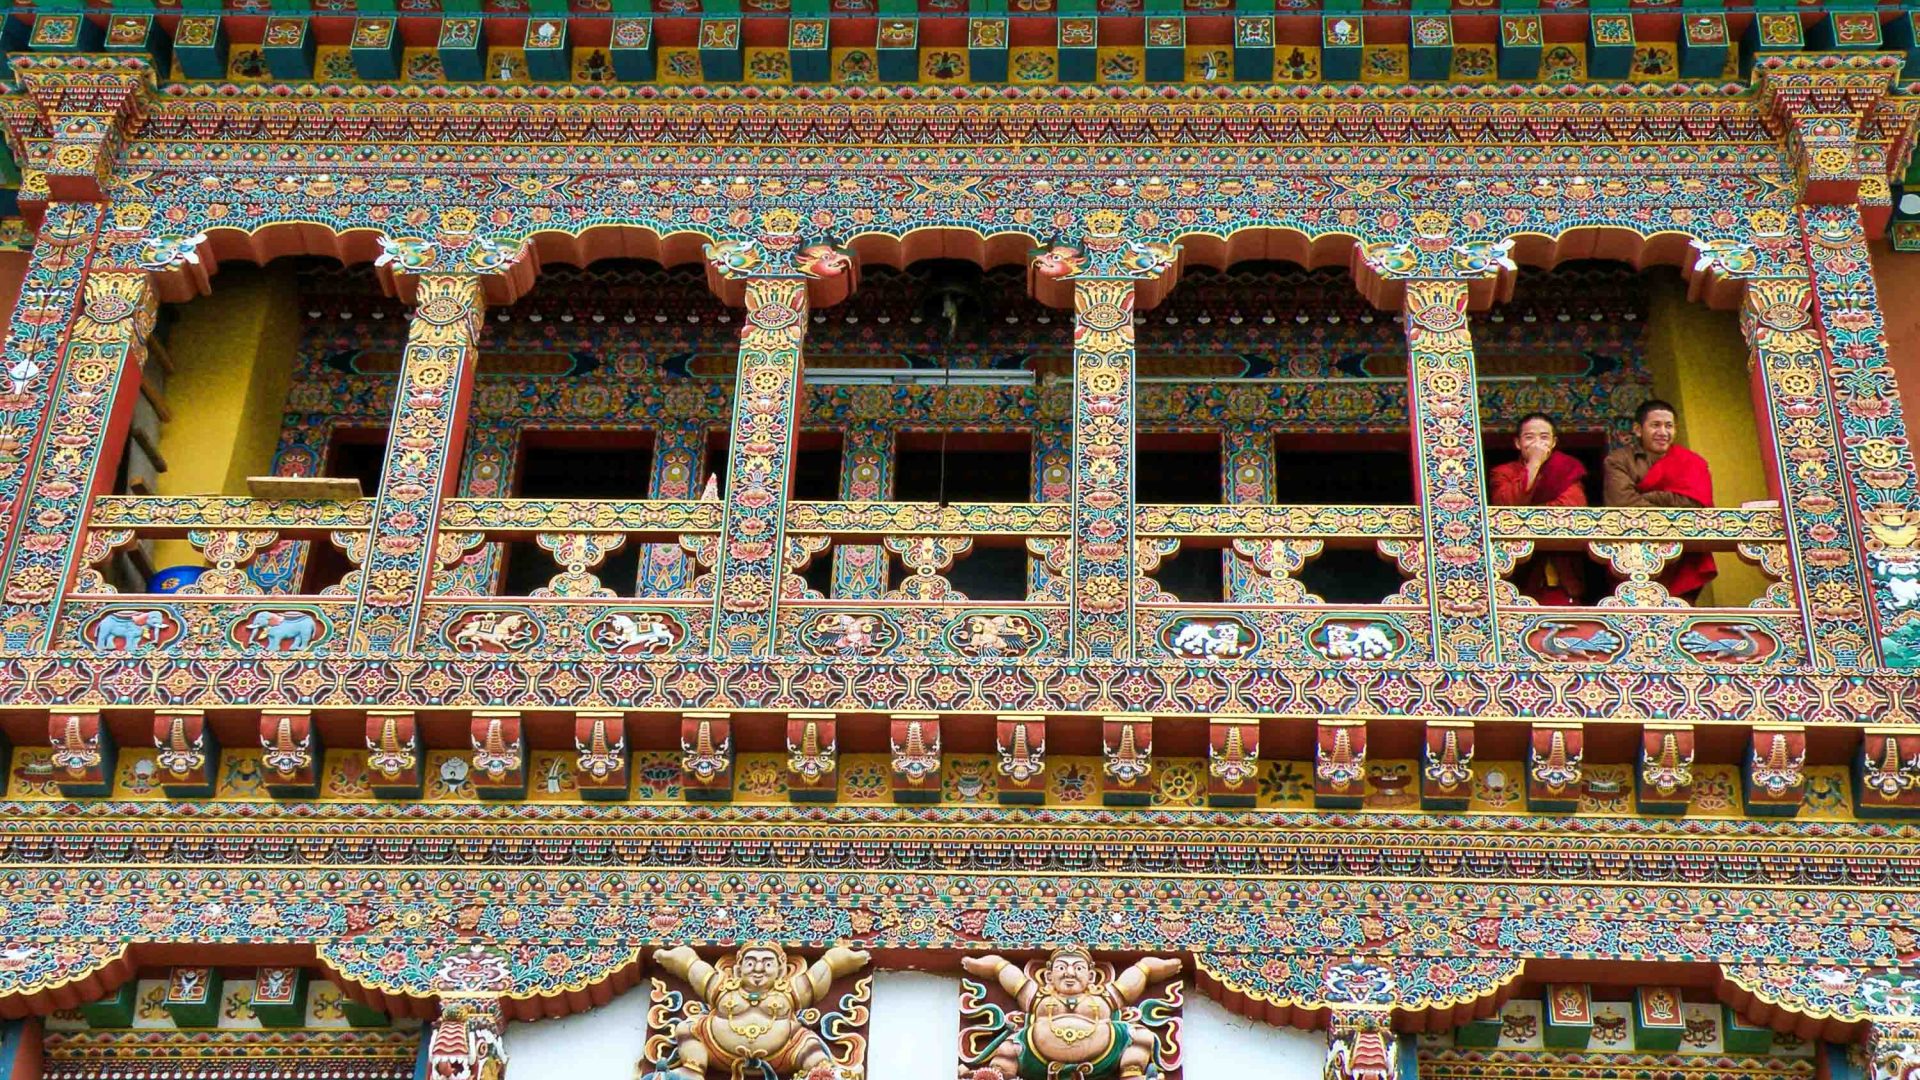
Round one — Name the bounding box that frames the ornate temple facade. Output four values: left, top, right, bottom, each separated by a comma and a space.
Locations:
4, 10, 1920, 1080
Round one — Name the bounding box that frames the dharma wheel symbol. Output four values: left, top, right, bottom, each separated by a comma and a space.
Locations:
1079, 301, 1130, 333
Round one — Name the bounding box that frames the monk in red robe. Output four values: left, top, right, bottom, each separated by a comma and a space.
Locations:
1490, 413, 1588, 605
1603, 399, 1716, 602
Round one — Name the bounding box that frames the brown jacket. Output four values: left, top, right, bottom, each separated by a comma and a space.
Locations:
1603, 446, 1704, 508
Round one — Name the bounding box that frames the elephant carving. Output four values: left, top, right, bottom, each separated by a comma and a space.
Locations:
91, 610, 174, 651
240, 611, 321, 651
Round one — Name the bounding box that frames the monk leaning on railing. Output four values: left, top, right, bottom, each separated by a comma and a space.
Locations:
1490, 412, 1588, 606
1602, 398, 1718, 604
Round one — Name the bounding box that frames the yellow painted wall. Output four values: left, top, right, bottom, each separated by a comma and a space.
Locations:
150, 265, 302, 568
1643, 273, 1769, 607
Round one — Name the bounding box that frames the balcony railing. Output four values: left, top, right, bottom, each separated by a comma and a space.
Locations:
58, 493, 1802, 668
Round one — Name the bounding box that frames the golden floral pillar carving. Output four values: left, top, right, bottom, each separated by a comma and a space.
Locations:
711, 278, 808, 657
1070, 279, 1137, 660
0, 266, 155, 650
347, 275, 485, 654
1403, 279, 1497, 663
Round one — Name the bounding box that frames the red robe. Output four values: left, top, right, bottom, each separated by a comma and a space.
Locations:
1491, 451, 1587, 605
1640, 445, 1718, 598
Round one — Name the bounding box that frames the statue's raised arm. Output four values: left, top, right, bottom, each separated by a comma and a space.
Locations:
796, 946, 872, 1009
961, 954, 1039, 1011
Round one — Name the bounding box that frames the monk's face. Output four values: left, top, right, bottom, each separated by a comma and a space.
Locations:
1634, 409, 1677, 454
1514, 418, 1555, 458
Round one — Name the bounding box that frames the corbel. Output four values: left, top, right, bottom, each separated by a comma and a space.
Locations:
1207, 715, 1260, 807
153, 708, 216, 798
889, 712, 942, 803
365, 710, 422, 800
1101, 715, 1154, 806
469, 710, 526, 801
996, 714, 1046, 805
573, 710, 628, 800
786, 711, 838, 802
680, 710, 733, 801
260, 709, 320, 799
1314, 718, 1366, 810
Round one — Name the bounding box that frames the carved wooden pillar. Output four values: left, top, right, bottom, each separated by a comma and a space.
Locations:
0, 1017, 45, 1080
711, 278, 808, 656
8, 56, 154, 204
1801, 205, 1920, 668
1740, 274, 1874, 666
1866, 1018, 1920, 1080
348, 275, 485, 653
1754, 56, 1920, 667
0, 266, 155, 650
0, 204, 105, 584
1069, 279, 1137, 660
638, 423, 706, 597
833, 420, 892, 598
1403, 279, 1497, 663
426, 996, 508, 1080
1325, 1009, 1402, 1080
1223, 427, 1277, 602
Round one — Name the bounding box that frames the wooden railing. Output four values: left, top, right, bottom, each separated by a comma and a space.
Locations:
58, 494, 1803, 667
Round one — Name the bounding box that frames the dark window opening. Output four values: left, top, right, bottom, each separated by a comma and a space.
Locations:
1299, 548, 1405, 605
502, 433, 653, 595
909, 543, 1028, 601
895, 432, 1032, 503
1272, 438, 1413, 505
1138, 435, 1222, 506
793, 433, 844, 502
1274, 437, 1413, 603
326, 431, 389, 498
305, 432, 390, 589
1153, 546, 1226, 603
801, 552, 837, 597
517, 434, 654, 500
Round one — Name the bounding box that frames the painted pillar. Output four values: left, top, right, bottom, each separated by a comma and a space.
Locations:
1223, 426, 1276, 602
833, 419, 892, 598
1865, 1019, 1920, 1080
1801, 206, 1920, 667
0, 266, 156, 651
348, 275, 485, 653
425, 996, 508, 1080
1324, 1009, 1404, 1080
1739, 274, 1873, 668
0, 203, 104, 591
1752, 55, 1920, 666
0, 1019, 44, 1080
711, 277, 808, 656
437, 424, 517, 596
638, 422, 706, 597
1402, 279, 1498, 664
1068, 278, 1136, 660
1029, 415, 1070, 600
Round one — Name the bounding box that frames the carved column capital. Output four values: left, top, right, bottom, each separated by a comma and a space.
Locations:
427, 995, 509, 1080
7, 55, 156, 202
1325, 1008, 1402, 1080
1753, 52, 1906, 205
